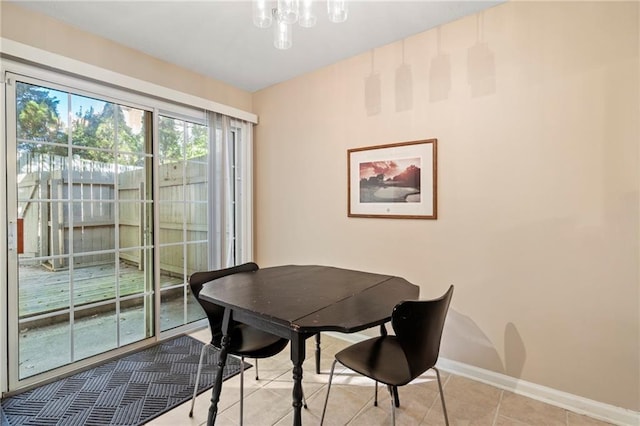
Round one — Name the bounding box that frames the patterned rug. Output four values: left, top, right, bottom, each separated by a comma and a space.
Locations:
0, 335, 247, 425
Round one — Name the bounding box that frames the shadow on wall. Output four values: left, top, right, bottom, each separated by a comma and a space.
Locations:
505, 322, 526, 378
440, 309, 526, 379
395, 40, 413, 112
365, 49, 381, 116
363, 10, 496, 116
467, 12, 496, 98
429, 27, 451, 103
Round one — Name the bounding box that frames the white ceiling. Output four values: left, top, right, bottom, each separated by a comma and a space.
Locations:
11, 0, 503, 93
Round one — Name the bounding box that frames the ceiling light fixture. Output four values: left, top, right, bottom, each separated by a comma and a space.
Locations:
253, 0, 348, 50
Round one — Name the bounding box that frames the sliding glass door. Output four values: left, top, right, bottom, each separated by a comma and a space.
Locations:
3, 65, 252, 393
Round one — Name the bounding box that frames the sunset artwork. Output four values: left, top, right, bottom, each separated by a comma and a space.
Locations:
358, 157, 421, 203
348, 139, 436, 219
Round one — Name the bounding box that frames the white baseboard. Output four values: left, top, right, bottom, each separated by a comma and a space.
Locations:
437, 358, 639, 426
325, 332, 639, 426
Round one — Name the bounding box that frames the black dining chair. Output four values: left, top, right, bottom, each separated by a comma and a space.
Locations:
320, 285, 454, 426
188, 262, 290, 424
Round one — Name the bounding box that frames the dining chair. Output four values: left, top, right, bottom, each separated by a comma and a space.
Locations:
320, 285, 454, 426
188, 262, 290, 425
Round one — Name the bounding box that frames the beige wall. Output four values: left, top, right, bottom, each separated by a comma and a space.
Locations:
253, 1, 639, 412
0, 2, 253, 112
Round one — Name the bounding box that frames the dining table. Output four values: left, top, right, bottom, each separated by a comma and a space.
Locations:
197, 264, 420, 426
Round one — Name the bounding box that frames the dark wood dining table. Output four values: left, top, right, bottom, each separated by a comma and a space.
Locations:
198, 264, 420, 426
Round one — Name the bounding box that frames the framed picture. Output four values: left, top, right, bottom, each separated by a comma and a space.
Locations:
348, 139, 437, 219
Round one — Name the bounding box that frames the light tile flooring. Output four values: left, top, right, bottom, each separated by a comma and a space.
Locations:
148, 330, 612, 426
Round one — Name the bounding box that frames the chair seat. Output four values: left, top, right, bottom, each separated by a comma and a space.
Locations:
213, 323, 289, 358
335, 336, 413, 386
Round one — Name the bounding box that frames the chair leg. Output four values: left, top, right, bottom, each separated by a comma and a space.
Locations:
315, 333, 321, 374
434, 367, 449, 426
254, 358, 259, 380
320, 359, 338, 425
393, 385, 400, 408
189, 343, 210, 417
374, 380, 378, 406
387, 385, 396, 426
240, 356, 245, 426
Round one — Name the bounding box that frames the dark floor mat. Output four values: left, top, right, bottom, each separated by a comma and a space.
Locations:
1, 335, 248, 425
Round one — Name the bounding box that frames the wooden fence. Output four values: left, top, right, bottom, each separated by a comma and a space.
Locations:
17, 153, 208, 277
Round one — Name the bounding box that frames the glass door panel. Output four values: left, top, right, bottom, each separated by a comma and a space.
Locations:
73, 302, 117, 361
9, 78, 154, 385
17, 264, 72, 378
158, 116, 207, 332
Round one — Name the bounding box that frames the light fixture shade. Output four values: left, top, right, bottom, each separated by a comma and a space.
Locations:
253, 0, 272, 28
274, 17, 293, 49
298, 0, 316, 28
255, 0, 348, 49
277, 0, 299, 24
327, 0, 348, 23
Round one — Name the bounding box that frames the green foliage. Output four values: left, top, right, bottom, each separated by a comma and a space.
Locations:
16, 83, 208, 165
187, 122, 208, 159
159, 117, 209, 162
16, 83, 67, 154
18, 100, 61, 141
16, 82, 60, 114
159, 116, 183, 161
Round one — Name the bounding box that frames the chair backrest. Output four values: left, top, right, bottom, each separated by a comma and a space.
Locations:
189, 262, 259, 344
391, 285, 454, 379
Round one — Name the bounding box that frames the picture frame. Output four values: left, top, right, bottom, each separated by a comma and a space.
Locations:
348, 139, 437, 219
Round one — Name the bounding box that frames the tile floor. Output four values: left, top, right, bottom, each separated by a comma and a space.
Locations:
148, 330, 612, 426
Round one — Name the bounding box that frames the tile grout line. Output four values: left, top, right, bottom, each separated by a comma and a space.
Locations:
419, 373, 447, 425
492, 389, 505, 426
346, 391, 379, 425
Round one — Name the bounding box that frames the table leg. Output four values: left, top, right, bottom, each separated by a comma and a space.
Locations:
290, 335, 306, 426
207, 309, 232, 426
314, 333, 321, 374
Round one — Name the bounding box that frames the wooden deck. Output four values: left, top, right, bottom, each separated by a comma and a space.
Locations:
18, 262, 184, 319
